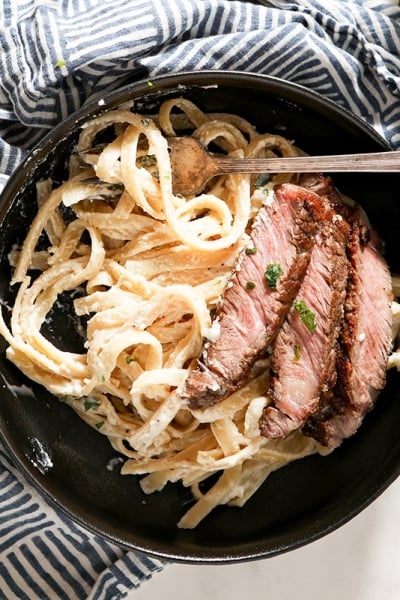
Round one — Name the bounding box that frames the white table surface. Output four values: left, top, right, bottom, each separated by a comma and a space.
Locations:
128, 475, 400, 600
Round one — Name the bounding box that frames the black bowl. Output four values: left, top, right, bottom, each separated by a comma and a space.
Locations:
0, 71, 399, 563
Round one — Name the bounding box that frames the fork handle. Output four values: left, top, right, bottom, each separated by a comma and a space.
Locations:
213, 150, 400, 173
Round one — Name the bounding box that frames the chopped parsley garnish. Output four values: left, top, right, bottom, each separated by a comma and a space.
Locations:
55, 59, 66, 68
254, 173, 271, 188
293, 344, 301, 362
293, 300, 316, 333
265, 263, 283, 288
245, 246, 257, 255
136, 154, 157, 168
245, 281, 256, 290
147, 80, 154, 87
95, 421, 105, 430
83, 396, 100, 411
125, 356, 136, 364
140, 118, 151, 127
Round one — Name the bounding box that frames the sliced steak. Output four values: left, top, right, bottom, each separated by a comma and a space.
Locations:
302, 393, 367, 450
303, 220, 393, 448
185, 184, 325, 409
259, 201, 350, 438
298, 173, 343, 207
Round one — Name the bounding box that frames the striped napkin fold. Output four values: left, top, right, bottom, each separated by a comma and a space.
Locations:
0, 1, 400, 598
0, 443, 164, 600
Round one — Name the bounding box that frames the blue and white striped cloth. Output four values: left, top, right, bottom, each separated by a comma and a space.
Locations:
1, 0, 400, 598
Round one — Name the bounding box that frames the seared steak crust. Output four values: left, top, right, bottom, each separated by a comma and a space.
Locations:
298, 173, 343, 209
302, 221, 393, 448
259, 202, 350, 438
185, 185, 323, 409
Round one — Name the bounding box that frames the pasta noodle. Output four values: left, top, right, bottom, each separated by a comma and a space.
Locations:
0, 98, 399, 529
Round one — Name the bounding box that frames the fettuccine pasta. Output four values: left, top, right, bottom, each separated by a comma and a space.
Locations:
1, 98, 399, 529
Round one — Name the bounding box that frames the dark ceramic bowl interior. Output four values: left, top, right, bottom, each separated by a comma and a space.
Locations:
0, 71, 399, 563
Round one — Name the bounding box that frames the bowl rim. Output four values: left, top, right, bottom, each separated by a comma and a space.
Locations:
0, 70, 392, 207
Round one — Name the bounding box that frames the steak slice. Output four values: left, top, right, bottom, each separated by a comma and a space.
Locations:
259, 201, 350, 438
302, 221, 393, 448
185, 184, 324, 409
298, 173, 343, 207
